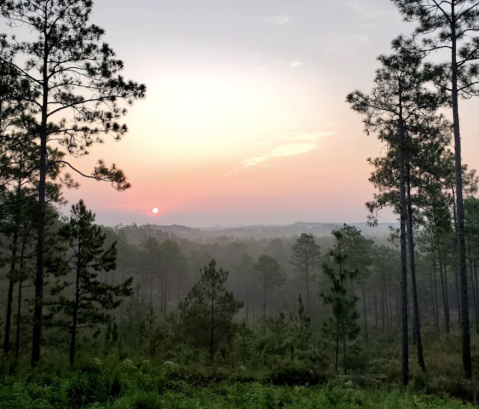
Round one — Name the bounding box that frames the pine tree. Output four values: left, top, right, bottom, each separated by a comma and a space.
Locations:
0, 0, 146, 366
290, 234, 321, 315
347, 45, 439, 384
179, 259, 243, 360
338, 224, 374, 342
290, 294, 312, 353
46, 199, 133, 365
321, 230, 360, 375
254, 255, 285, 317
390, 0, 479, 380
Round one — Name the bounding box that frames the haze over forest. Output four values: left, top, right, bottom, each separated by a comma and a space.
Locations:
2, 1, 479, 408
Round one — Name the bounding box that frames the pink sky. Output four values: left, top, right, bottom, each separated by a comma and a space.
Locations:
59, 0, 479, 227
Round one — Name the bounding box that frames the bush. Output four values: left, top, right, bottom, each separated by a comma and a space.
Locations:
266, 360, 326, 386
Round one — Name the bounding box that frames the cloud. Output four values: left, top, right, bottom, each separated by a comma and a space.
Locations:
252, 141, 271, 146
263, 15, 291, 26
290, 60, 303, 68
315, 32, 371, 53
271, 143, 316, 157
345, 1, 393, 20
224, 131, 334, 176
243, 156, 268, 167
284, 131, 336, 141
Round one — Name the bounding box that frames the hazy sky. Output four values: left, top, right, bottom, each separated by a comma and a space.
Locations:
32, 0, 479, 226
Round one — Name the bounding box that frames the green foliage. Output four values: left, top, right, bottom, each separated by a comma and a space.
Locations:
290, 234, 321, 313
0, 362, 475, 408
45, 200, 133, 364
254, 255, 285, 315
322, 230, 361, 374
179, 259, 243, 359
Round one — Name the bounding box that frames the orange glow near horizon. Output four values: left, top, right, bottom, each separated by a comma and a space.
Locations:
58, 0, 479, 227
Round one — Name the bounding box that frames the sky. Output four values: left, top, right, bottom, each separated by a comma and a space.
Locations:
34, 0, 479, 226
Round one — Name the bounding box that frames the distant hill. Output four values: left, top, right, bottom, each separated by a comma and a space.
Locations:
132, 221, 398, 240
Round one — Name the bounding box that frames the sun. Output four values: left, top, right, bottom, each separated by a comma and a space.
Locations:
152, 207, 159, 214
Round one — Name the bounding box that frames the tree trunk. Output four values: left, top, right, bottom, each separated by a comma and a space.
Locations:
210, 294, 214, 360
3, 231, 18, 356
399, 110, 409, 386
432, 252, 440, 335
343, 323, 347, 375
32, 25, 50, 367
70, 238, 82, 366
15, 279, 23, 360
450, 8, 472, 379
15, 234, 27, 360
263, 284, 266, 317
335, 317, 340, 373
362, 281, 369, 342
163, 267, 169, 319
439, 250, 450, 334
455, 267, 461, 328
474, 260, 479, 334
406, 166, 426, 372
149, 271, 153, 306
467, 249, 479, 335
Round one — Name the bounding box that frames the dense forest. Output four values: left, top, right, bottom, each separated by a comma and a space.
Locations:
1, 0, 479, 408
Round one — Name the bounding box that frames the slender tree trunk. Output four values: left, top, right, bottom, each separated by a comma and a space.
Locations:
454, 267, 461, 328
467, 249, 479, 335
399, 112, 409, 385
15, 233, 27, 360
149, 272, 153, 306
15, 279, 23, 360
381, 274, 386, 331
3, 231, 18, 356
439, 250, 450, 335
362, 281, 369, 342
450, 10, 472, 379
70, 239, 82, 366
406, 167, 426, 372
164, 267, 169, 319
210, 294, 214, 360
306, 277, 310, 316
335, 317, 340, 373
263, 283, 266, 317
32, 24, 50, 366
432, 253, 440, 335
474, 260, 479, 334
343, 323, 347, 375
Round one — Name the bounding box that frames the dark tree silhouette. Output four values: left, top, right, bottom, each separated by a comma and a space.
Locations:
347, 46, 438, 383
391, 0, 479, 380
0, 0, 146, 366
290, 233, 321, 315
46, 199, 133, 365
179, 259, 243, 360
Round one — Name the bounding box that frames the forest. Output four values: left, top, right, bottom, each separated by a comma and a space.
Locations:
1, 0, 479, 408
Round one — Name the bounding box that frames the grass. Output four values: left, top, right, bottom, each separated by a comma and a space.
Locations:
0, 360, 476, 409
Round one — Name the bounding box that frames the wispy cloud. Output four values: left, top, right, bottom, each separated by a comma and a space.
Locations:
263, 15, 291, 26
252, 141, 271, 146
290, 60, 303, 68
315, 32, 371, 53
225, 131, 335, 177
271, 143, 316, 157
285, 131, 336, 141
345, 1, 393, 20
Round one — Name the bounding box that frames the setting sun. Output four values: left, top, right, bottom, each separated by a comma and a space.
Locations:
152, 208, 159, 214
